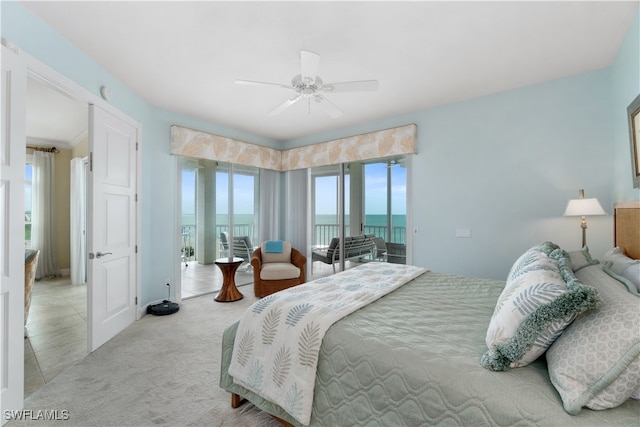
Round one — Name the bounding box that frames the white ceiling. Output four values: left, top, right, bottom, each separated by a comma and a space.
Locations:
27, 77, 88, 149
21, 1, 638, 144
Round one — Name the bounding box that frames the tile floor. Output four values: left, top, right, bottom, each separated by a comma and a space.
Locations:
180, 260, 254, 300
179, 258, 340, 299
24, 276, 87, 398
24, 259, 345, 398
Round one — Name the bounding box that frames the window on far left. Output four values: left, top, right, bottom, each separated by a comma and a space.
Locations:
25, 163, 32, 249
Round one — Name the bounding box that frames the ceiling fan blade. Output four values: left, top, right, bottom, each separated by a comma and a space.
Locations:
321, 80, 379, 93
300, 50, 320, 84
314, 95, 343, 118
269, 94, 302, 116
235, 79, 292, 90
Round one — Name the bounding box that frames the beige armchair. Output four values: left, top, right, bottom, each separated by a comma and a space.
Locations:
251, 241, 306, 297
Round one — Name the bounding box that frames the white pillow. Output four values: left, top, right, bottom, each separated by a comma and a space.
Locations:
546, 265, 640, 414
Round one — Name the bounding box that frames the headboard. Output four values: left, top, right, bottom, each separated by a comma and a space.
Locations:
614, 201, 640, 260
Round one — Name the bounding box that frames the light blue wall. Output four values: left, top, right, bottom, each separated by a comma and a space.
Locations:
3, 3, 639, 296
290, 69, 615, 279
287, 11, 640, 279
611, 11, 640, 203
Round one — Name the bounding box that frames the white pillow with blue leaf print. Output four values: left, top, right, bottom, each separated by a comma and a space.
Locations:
481, 242, 598, 371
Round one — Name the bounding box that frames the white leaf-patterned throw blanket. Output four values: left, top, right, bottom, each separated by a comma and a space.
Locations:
228, 262, 427, 425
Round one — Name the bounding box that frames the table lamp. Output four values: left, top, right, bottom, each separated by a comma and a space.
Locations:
564, 189, 606, 248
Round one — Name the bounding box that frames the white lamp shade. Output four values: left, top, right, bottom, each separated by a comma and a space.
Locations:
564, 198, 606, 216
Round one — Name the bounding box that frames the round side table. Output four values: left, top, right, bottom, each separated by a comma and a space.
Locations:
214, 257, 244, 302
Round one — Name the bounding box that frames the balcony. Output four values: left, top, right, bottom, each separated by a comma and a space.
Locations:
181, 223, 406, 264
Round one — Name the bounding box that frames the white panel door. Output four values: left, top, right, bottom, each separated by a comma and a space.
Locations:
0, 45, 26, 424
88, 105, 137, 352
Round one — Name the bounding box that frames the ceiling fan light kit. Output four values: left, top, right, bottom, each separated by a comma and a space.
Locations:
235, 50, 378, 118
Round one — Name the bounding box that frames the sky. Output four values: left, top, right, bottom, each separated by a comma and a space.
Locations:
181, 163, 406, 217
25, 164, 32, 212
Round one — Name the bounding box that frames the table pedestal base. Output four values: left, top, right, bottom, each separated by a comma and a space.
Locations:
214, 258, 244, 302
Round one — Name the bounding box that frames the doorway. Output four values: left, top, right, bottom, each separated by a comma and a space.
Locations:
24, 76, 89, 397
3, 44, 141, 410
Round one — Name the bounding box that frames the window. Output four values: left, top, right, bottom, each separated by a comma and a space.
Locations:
363, 158, 407, 264
216, 163, 259, 247
363, 159, 406, 244
179, 158, 261, 264
311, 166, 350, 247
25, 163, 33, 249
181, 165, 197, 261
310, 158, 408, 269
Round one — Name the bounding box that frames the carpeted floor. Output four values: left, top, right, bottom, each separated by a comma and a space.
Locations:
9, 284, 281, 427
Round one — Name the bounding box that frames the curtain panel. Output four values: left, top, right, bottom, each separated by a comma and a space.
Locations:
285, 169, 309, 255
31, 151, 60, 279
258, 169, 280, 243
70, 157, 87, 285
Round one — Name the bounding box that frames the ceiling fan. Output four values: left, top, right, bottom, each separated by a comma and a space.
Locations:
235, 50, 378, 118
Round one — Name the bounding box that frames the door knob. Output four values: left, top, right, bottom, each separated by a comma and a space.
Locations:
96, 251, 113, 258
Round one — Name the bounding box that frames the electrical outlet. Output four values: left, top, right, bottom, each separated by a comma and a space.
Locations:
456, 228, 471, 238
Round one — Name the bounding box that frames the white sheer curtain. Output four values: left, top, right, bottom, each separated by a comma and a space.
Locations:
258, 169, 280, 243
285, 169, 308, 255
31, 151, 60, 279
70, 157, 87, 285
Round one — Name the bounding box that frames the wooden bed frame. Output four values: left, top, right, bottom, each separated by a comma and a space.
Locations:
614, 200, 640, 259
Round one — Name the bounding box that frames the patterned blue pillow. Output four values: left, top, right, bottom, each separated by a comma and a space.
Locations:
481, 243, 598, 371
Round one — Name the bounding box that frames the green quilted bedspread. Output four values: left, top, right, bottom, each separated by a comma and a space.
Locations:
220, 271, 640, 426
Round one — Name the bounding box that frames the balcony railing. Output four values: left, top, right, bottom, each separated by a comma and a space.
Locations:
314, 224, 406, 246
182, 223, 405, 261
181, 224, 256, 261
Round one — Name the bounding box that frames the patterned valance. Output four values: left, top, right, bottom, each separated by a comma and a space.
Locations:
282, 124, 416, 170
170, 124, 417, 171
170, 126, 282, 170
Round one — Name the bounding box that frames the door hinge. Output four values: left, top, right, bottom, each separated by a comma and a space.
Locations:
89, 152, 93, 172
135, 245, 138, 254
135, 193, 138, 202
136, 142, 139, 151
135, 296, 138, 305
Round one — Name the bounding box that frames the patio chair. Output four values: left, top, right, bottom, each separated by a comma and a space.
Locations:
233, 235, 255, 271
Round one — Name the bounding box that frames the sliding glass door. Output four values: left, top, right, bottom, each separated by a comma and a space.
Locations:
310, 157, 407, 272
179, 157, 260, 297
180, 159, 260, 263
181, 160, 197, 264
216, 163, 259, 258
311, 165, 350, 248
363, 158, 407, 263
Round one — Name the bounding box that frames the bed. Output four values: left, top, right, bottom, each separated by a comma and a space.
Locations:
220, 201, 640, 426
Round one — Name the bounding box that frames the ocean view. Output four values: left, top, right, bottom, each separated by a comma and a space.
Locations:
181, 214, 407, 244
181, 214, 406, 227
